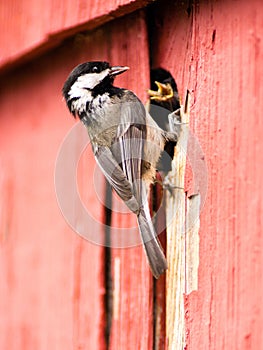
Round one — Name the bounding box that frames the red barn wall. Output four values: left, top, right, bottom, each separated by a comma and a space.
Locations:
0, 10, 155, 350
150, 0, 263, 348
0, 0, 263, 349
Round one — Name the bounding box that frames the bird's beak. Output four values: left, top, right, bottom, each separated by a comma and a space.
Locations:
109, 66, 129, 76
148, 81, 174, 101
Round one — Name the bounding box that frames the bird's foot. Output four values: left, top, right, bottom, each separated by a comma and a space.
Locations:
168, 108, 182, 133
162, 175, 184, 194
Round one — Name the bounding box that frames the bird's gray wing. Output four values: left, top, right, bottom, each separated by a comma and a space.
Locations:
113, 97, 167, 278
112, 97, 147, 204
94, 145, 140, 214
94, 93, 146, 214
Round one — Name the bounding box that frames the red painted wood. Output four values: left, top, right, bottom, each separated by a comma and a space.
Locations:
0, 21, 133, 349
151, 0, 263, 348
0, 9, 156, 349
1, 0, 262, 348
0, 52, 106, 349
0, 0, 151, 72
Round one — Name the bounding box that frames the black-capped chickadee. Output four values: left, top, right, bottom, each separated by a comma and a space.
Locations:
62, 61, 178, 278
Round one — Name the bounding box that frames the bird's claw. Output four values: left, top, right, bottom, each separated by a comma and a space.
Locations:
167, 107, 183, 140
162, 175, 184, 194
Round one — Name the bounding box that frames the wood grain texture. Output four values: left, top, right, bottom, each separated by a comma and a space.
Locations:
185, 194, 200, 295
1, 0, 262, 348
0, 47, 107, 349
165, 102, 189, 350
0, 9, 156, 350
0, 0, 153, 72
150, 0, 263, 348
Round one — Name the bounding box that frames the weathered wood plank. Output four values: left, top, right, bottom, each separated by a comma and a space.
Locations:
165, 100, 189, 350
0, 0, 153, 72
0, 48, 107, 349
150, 0, 263, 349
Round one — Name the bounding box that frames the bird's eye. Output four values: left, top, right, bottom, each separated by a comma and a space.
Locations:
92, 66, 99, 73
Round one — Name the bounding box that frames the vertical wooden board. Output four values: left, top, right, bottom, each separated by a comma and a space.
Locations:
0, 57, 85, 350
150, 0, 263, 349
100, 11, 155, 350
165, 105, 189, 350
184, 1, 263, 348
149, 2, 192, 349
0, 28, 122, 349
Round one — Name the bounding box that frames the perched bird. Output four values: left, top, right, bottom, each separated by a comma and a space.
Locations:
148, 68, 181, 173
62, 61, 178, 278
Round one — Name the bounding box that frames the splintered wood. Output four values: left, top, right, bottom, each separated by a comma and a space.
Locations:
166, 93, 200, 349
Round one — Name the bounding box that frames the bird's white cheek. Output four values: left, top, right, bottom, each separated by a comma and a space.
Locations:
76, 70, 110, 90
69, 81, 92, 98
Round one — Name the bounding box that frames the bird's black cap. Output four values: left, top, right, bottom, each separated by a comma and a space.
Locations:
62, 61, 110, 99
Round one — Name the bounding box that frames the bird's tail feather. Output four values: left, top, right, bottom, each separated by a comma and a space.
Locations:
137, 206, 167, 279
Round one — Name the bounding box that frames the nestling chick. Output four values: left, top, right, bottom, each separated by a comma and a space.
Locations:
148, 67, 181, 173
